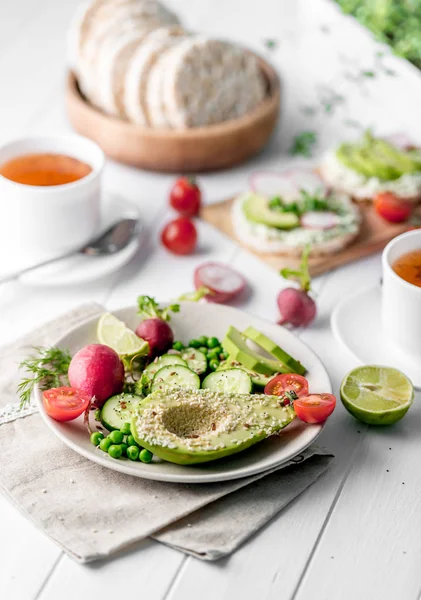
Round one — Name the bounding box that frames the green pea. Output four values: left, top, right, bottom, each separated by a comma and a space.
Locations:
109, 430, 124, 444
209, 359, 219, 371
127, 445, 140, 461
222, 350, 229, 360
208, 348, 221, 360
198, 335, 208, 346
188, 339, 201, 348
120, 443, 128, 456
108, 444, 123, 459
94, 409, 101, 421
120, 422, 131, 435
90, 431, 104, 446
207, 337, 220, 348
139, 449, 153, 463
99, 437, 112, 452
126, 434, 139, 447
198, 346, 208, 355
172, 341, 184, 351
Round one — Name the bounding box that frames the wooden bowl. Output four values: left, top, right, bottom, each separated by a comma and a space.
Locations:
65, 56, 280, 173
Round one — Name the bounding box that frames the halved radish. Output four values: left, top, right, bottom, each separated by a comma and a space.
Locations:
300, 211, 339, 230
281, 168, 326, 195
382, 133, 414, 150
194, 262, 246, 303
249, 170, 298, 200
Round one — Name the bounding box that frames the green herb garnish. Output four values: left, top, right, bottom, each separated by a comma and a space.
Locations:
263, 38, 279, 51
18, 346, 71, 408
280, 244, 312, 293
137, 295, 180, 322
289, 131, 317, 158
269, 190, 331, 217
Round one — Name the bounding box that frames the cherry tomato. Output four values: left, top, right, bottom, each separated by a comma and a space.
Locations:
42, 386, 91, 422
293, 393, 336, 424
374, 192, 413, 223
161, 217, 197, 255
264, 373, 309, 398
170, 177, 201, 217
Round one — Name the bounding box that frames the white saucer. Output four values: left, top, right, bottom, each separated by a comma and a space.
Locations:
332, 285, 421, 389
0, 194, 141, 287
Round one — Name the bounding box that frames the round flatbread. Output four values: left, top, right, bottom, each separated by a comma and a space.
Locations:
231, 192, 361, 256
124, 26, 188, 125
160, 37, 266, 128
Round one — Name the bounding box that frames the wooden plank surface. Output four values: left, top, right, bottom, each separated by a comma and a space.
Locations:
1, 0, 421, 599
202, 197, 421, 276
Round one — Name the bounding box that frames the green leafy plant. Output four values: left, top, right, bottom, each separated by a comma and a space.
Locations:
280, 244, 312, 293
289, 131, 317, 158
137, 295, 180, 322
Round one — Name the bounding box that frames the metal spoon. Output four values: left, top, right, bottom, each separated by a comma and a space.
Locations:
0, 218, 140, 284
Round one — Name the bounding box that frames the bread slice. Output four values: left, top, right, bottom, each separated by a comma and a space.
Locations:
124, 26, 188, 125
159, 37, 266, 128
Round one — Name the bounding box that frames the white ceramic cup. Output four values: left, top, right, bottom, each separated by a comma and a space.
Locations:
382, 229, 421, 357
0, 135, 104, 260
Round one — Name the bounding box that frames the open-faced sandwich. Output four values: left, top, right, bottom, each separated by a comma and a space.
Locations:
231, 170, 361, 256
319, 130, 421, 202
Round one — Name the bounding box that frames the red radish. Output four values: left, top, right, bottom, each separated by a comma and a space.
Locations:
382, 133, 414, 150
249, 170, 299, 200
194, 262, 246, 303
280, 168, 325, 196
300, 211, 339, 230
135, 318, 173, 357
68, 344, 124, 407
136, 296, 178, 357
278, 245, 316, 327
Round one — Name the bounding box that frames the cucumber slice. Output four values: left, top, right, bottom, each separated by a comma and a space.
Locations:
202, 369, 252, 394
217, 359, 275, 389
151, 365, 201, 393
100, 393, 143, 431
181, 347, 207, 375
140, 354, 187, 394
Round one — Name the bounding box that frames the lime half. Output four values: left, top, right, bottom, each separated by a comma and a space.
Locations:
340, 365, 414, 425
97, 313, 149, 357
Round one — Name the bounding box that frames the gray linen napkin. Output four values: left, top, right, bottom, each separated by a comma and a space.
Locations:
0, 304, 334, 563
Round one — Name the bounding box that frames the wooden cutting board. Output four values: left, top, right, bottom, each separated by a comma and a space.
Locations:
201, 197, 421, 276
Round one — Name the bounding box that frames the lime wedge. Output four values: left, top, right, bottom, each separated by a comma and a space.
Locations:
97, 313, 149, 357
340, 365, 414, 425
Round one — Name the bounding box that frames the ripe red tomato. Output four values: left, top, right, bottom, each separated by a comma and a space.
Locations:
170, 177, 202, 217
293, 393, 336, 424
374, 192, 413, 223
161, 217, 197, 255
264, 373, 309, 398
43, 386, 91, 422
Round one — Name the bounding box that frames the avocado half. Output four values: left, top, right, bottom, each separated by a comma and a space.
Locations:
131, 388, 295, 465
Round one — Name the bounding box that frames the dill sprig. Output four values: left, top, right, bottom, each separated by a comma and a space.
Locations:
17, 346, 71, 408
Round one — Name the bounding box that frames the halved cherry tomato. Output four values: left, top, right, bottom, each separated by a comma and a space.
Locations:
264, 373, 309, 398
293, 393, 336, 424
43, 386, 91, 422
374, 192, 413, 223
170, 177, 202, 217
161, 217, 197, 255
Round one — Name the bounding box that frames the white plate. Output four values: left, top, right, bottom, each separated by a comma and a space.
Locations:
0, 194, 141, 287
35, 302, 331, 483
332, 284, 421, 389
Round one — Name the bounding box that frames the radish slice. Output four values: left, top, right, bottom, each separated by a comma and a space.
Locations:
281, 168, 326, 195
300, 211, 339, 230
249, 170, 299, 201
382, 133, 414, 150
194, 262, 246, 304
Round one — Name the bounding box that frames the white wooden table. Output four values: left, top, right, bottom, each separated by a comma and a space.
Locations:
1, 1, 421, 598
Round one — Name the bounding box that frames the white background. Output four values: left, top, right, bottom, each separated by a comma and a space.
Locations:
1, 0, 421, 598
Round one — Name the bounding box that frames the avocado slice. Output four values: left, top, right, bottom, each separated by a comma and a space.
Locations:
243, 194, 299, 229
222, 326, 288, 375
131, 388, 295, 465
373, 139, 421, 176
243, 326, 306, 375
